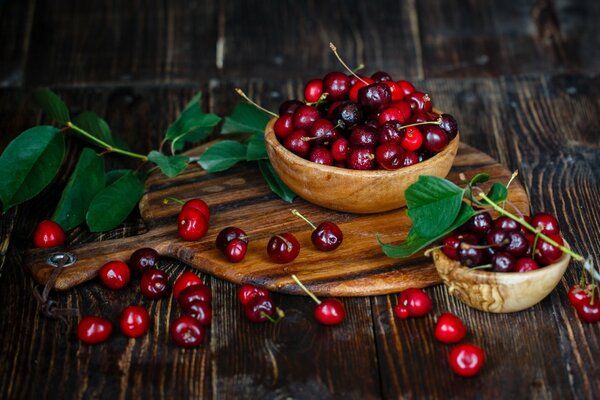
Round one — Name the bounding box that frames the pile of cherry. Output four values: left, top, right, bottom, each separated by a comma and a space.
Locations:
273, 69, 458, 170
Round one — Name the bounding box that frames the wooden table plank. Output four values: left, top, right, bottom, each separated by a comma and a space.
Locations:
0, 0, 35, 87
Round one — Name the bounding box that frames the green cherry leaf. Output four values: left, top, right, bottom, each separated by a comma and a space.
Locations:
379, 202, 475, 258
34, 88, 70, 124
147, 151, 189, 178
51, 148, 105, 230
105, 169, 131, 186
0, 126, 64, 212
165, 92, 221, 151
405, 176, 465, 238
469, 173, 490, 186
86, 171, 144, 232
72, 111, 114, 145
221, 102, 270, 135
246, 134, 267, 161
258, 160, 296, 203
487, 182, 508, 203
197, 140, 247, 172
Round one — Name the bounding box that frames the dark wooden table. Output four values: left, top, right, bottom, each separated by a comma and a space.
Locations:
1, 1, 599, 398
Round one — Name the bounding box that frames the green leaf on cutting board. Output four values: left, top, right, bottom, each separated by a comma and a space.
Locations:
147, 151, 189, 178
221, 102, 271, 135
197, 140, 247, 172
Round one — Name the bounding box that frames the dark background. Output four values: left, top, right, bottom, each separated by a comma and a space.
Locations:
1, 1, 599, 399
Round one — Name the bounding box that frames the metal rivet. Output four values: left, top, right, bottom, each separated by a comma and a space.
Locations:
46, 252, 77, 268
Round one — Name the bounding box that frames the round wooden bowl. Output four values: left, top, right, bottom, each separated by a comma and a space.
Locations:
432, 245, 570, 313
264, 117, 460, 214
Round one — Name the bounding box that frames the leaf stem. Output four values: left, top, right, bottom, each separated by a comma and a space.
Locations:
291, 274, 321, 305
477, 192, 584, 262
234, 88, 278, 118
66, 121, 148, 161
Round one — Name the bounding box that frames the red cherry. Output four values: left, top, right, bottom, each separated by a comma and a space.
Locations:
238, 284, 271, 306
129, 247, 160, 274
400, 126, 423, 152
568, 284, 596, 307
322, 72, 350, 101
185, 300, 212, 326
514, 258, 540, 272
33, 220, 65, 248
182, 199, 210, 221
225, 238, 247, 262
170, 315, 205, 347
244, 295, 276, 323
442, 233, 478, 261
375, 143, 403, 170
396, 80, 416, 97
534, 234, 564, 265
575, 297, 600, 323
449, 343, 485, 377
173, 271, 204, 299
383, 81, 403, 101
399, 288, 432, 317
283, 130, 311, 158
531, 212, 560, 235
304, 78, 323, 103
435, 313, 467, 344
311, 221, 344, 251
377, 107, 404, 126
178, 207, 208, 241
349, 78, 374, 102
314, 298, 345, 325
391, 100, 413, 123
331, 137, 350, 162
98, 260, 131, 290
405, 91, 432, 112
273, 114, 294, 139
178, 284, 212, 310
77, 316, 112, 344
292, 105, 320, 130
140, 268, 169, 299
267, 233, 300, 263
394, 304, 410, 319
120, 305, 150, 338
215, 226, 248, 253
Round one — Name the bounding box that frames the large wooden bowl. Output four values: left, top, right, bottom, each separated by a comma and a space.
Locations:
432, 246, 570, 313
264, 118, 460, 213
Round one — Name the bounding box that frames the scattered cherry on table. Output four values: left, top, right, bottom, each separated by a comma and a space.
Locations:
77, 316, 113, 345
140, 268, 169, 299
448, 343, 485, 377
33, 219, 65, 248
120, 306, 150, 338
98, 260, 131, 290
170, 315, 205, 347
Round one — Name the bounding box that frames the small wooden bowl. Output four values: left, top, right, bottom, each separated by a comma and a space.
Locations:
264, 117, 460, 213
432, 246, 570, 313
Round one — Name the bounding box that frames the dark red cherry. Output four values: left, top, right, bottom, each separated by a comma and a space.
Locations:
216, 226, 248, 252
267, 233, 300, 263
493, 216, 520, 232
370, 71, 392, 82
244, 295, 276, 323
375, 143, 403, 170
390, 100, 413, 123
442, 233, 478, 260
170, 315, 205, 347
491, 251, 516, 272
315, 298, 345, 325
535, 234, 564, 265
331, 137, 350, 162
173, 271, 204, 299
178, 207, 208, 241
449, 344, 485, 377
405, 91, 432, 112
279, 100, 303, 115
514, 258, 540, 272
312, 221, 343, 251
273, 114, 294, 139
283, 130, 311, 158
400, 151, 419, 167
358, 83, 392, 114
423, 125, 448, 153
140, 268, 169, 299
396, 80, 416, 97
486, 228, 509, 248
292, 105, 320, 130
129, 247, 160, 274
435, 313, 467, 344
531, 213, 560, 235
185, 300, 212, 326
308, 119, 338, 145
439, 114, 458, 140
410, 111, 437, 123
304, 78, 323, 103
378, 121, 403, 145
120, 305, 150, 338
33, 220, 65, 248
323, 72, 350, 101
349, 77, 374, 102
458, 246, 484, 267
575, 297, 600, 323
350, 125, 378, 148
331, 101, 365, 129
466, 212, 493, 237
347, 147, 375, 170
225, 238, 248, 262
309, 147, 334, 165
178, 284, 212, 310
505, 231, 529, 257
239, 284, 271, 306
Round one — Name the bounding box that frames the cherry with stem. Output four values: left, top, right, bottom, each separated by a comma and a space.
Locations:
291, 274, 345, 325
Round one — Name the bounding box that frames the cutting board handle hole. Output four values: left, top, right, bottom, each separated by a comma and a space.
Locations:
47, 252, 77, 268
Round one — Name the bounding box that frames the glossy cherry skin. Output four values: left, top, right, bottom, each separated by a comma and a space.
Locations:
120, 305, 150, 338
435, 313, 467, 344
182, 199, 210, 221
98, 260, 131, 290
423, 125, 448, 153
283, 130, 311, 158
535, 234, 564, 265
405, 91, 432, 112
309, 147, 334, 166
401, 126, 423, 152
391, 100, 413, 123
331, 137, 350, 162
185, 300, 212, 326
491, 251, 516, 272
267, 233, 300, 263
505, 231, 529, 257
371, 71, 392, 82
173, 271, 204, 299
77, 316, 112, 344
33, 220, 65, 248
347, 148, 375, 170
531, 213, 560, 235
292, 105, 320, 130
399, 288, 432, 317
129, 247, 160, 274
377, 106, 406, 125
323, 72, 350, 101
396, 80, 416, 97
279, 99, 304, 115
575, 297, 600, 323
216, 227, 248, 252
315, 298, 345, 325
458, 246, 484, 267
439, 113, 458, 140
378, 121, 403, 145
311, 221, 343, 251
170, 315, 205, 347
568, 284, 596, 306
466, 212, 493, 237
442, 233, 478, 260
244, 295, 276, 323
358, 82, 392, 114
375, 143, 403, 170
238, 284, 271, 306
400, 151, 419, 167
449, 344, 485, 377
225, 238, 248, 262
140, 268, 169, 299
350, 125, 378, 148
178, 207, 208, 241
273, 114, 294, 139
178, 283, 212, 310
514, 258, 540, 272
394, 304, 410, 319
493, 216, 520, 232
331, 101, 365, 129
304, 78, 323, 103
308, 118, 338, 145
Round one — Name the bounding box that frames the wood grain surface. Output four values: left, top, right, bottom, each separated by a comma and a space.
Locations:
0, 1, 599, 399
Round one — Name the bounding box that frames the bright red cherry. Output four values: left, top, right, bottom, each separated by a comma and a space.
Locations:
182, 198, 210, 221
377, 107, 404, 126
98, 260, 131, 290
178, 207, 208, 241
170, 315, 205, 347
568, 284, 596, 307
435, 313, 467, 344
238, 284, 271, 306
273, 114, 294, 139
185, 300, 212, 326
347, 147, 376, 170
349, 77, 374, 102
33, 219, 65, 248
315, 298, 345, 325
178, 284, 212, 310
120, 305, 150, 338
173, 271, 204, 299
391, 100, 413, 123
449, 344, 485, 377
322, 72, 350, 101
77, 316, 112, 344
514, 258, 540, 272
140, 268, 169, 299
309, 147, 334, 166
330, 137, 350, 162
401, 126, 423, 152
575, 297, 600, 323
292, 105, 320, 130
442, 233, 478, 261
531, 213, 560, 235
535, 234, 564, 265
383, 81, 403, 101
396, 80, 416, 97
225, 238, 247, 262
394, 304, 410, 319
129, 247, 160, 274
267, 233, 300, 263
399, 288, 432, 317
304, 78, 323, 103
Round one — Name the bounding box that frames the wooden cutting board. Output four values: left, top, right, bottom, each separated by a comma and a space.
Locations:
24, 143, 530, 296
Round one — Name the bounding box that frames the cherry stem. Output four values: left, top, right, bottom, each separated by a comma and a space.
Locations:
260, 310, 284, 324
291, 274, 321, 305
163, 196, 185, 205
352, 63, 365, 73
291, 209, 316, 230
234, 88, 279, 118
400, 119, 442, 131
471, 264, 492, 270
329, 42, 368, 85
275, 235, 293, 252
477, 192, 584, 262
